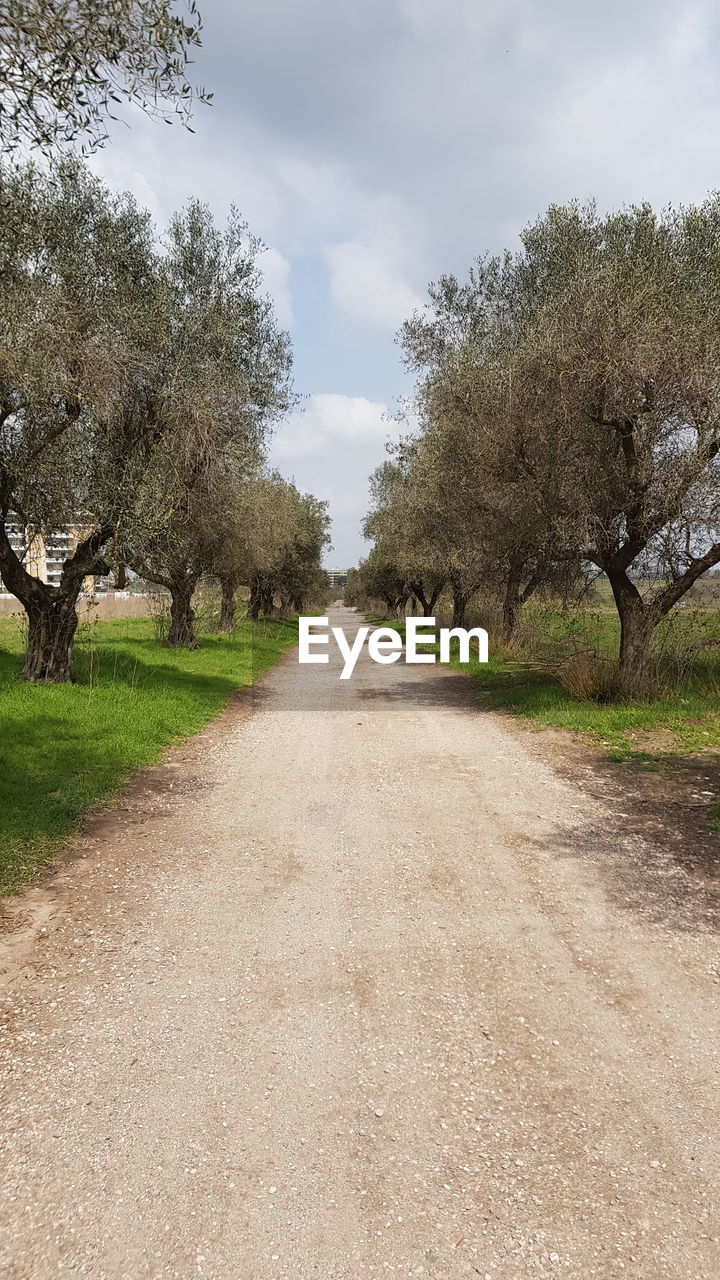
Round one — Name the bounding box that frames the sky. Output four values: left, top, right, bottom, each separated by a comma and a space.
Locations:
91, 0, 720, 567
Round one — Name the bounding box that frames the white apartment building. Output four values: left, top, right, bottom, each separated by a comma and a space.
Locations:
326, 567, 350, 590
0, 522, 111, 594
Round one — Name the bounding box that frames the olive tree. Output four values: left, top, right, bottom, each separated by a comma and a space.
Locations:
123, 201, 294, 647
363, 454, 447, 616
0, 159, 162, 680
398, 194, 720, 682
399, 261, 576, 640
516, 199, 720, 690
0, 0, 210, 153
354, 546, 409, 618
272, 491, 331, 615
246, 483, 331, 618
207, 473, 298, 633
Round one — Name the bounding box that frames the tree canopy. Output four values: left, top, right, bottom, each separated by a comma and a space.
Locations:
0, 0, 210, 153
0, 159, 327, 679
361, 197, 720, 690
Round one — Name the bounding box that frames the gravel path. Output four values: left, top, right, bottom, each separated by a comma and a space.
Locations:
1, 606, 719, 1279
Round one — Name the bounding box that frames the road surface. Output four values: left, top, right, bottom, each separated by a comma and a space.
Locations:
1, 606, 719, 1279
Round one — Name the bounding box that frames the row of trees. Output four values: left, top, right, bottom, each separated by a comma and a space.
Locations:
357, 198, 720, 692
0, 159, 329, 680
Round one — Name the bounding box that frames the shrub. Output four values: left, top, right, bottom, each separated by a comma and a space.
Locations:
557, 652, 623, 703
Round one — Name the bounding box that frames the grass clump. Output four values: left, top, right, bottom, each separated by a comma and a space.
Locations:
0, 614, 296, 894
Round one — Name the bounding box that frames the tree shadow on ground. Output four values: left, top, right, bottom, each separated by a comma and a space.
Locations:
359, 668, 720, 936
532, 747, 720, 936
357, 663, 569, 719
525, 808, 720, 936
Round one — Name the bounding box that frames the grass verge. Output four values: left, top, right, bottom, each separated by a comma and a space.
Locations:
366, 613, 720, 762
0, 614, 297, 895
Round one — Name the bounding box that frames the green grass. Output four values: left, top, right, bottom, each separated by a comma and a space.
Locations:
0, 614, 297, 894
367, 609, 720, 762
467, 658, 720, 761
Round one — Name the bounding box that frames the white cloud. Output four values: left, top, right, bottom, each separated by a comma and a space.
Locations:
88, 150, 166, 227
269, 395, 411, 564
272, 393, 397, 459
324, 240, 424, 331
259, 246, 294, 328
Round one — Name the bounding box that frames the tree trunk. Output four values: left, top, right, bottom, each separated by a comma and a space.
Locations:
219, 577, 237, 633
608, 571, 655, 694
501, 591, 519, 644
501, 558, 539, 644
451, 591, 469, 629
450, 572, 479, 629
247, 580, 261, 620
0, 510, 114, 681
168, 578, 197, 648
410, 580, 444, 615
501, 562, 524, 643
618, 610, 654, 693
22, 592, 79, 682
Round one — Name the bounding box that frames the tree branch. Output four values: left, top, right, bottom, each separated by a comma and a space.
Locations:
0, 517, 47, 609
653, 543, 720, 616
58, 521, 116, 591
126, 556, 172, 591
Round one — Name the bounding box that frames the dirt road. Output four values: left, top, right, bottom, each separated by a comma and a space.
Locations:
2, 606, 719, 1279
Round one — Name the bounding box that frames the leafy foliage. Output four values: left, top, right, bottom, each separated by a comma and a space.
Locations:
0, 0, 210, 153
0, 159, 326, 676
365, 197, 720, 693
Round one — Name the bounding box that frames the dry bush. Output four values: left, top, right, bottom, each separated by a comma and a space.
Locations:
705, 671, 720, 703
508, 611, 545, 658
557, 652, 623, 703
650, 609, 719, 693
464, 594, 544, 663
192, 584, 223, 634
146, 589, 171, 644
465, 594, 502, 640
555, 609, 720, 703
